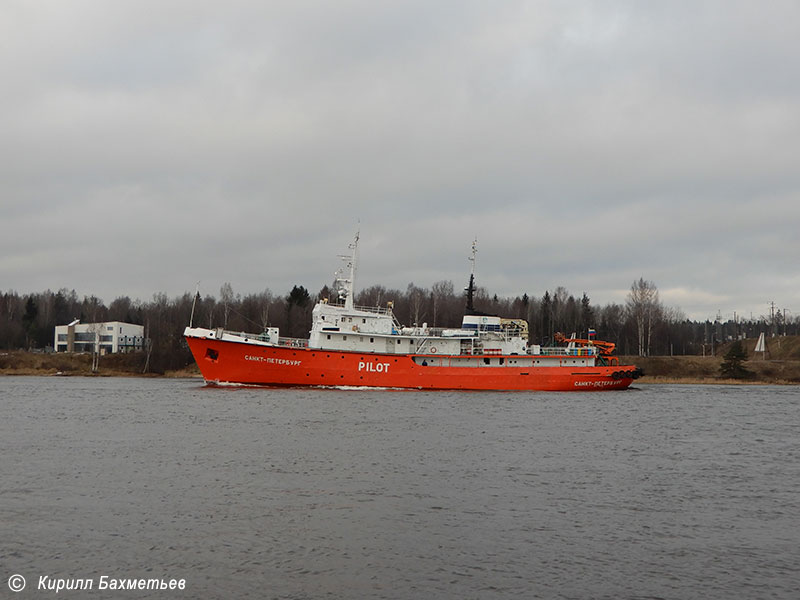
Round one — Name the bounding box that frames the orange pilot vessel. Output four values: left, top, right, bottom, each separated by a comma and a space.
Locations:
184, 235, 642, 391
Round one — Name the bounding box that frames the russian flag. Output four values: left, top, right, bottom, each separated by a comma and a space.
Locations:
588, 328, 596, 339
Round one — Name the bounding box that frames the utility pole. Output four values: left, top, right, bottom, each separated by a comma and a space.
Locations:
769, 301, 776, 337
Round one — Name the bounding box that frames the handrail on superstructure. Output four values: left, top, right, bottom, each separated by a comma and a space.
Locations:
277, 336, 309, 348
215, 328, 310, 348
328, 301, 393, 316
326, 300, 404, 332
537, 346, 597, 357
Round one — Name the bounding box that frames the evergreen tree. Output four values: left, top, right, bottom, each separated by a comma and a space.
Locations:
719, 340, 752, 379
22, 296, 39, 347
540, 291, 552, 343
286, 285, 312, 338
580, 293, 593, 335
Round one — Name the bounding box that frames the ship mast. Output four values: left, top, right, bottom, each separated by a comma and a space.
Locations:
335, 231, 360, 310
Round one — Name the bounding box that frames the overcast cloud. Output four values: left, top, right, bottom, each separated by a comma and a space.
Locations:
2, 0, 799, 321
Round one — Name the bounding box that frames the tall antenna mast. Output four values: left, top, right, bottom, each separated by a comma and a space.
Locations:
334, 230, 360, 310
465, 238, 477, 313
189, 281, 200, 327
347, 230, 359, 310
469, 238, 477, 276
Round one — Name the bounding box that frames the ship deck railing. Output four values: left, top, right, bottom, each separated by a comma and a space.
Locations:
328, 302, 393, 316
277, 337, 309, 348
537, 346, 597, 357
328, 302, 404, 331
414, 328, 528, 343
219, 329, 310, 348
220, 328, 596, 356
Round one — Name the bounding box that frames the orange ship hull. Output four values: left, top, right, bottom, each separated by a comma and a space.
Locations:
186, 336, 634, 392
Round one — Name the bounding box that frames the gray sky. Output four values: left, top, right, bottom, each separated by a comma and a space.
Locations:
2, 1, 799, 321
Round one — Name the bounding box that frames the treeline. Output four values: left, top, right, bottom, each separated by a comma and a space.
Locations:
2, 281, 797, 372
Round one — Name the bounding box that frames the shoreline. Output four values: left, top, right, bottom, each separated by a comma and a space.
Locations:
2, 350, 798, 386
637, 376, 796, 386
0, 368, 203, 378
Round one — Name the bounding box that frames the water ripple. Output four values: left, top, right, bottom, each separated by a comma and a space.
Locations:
1, 378, 798, 598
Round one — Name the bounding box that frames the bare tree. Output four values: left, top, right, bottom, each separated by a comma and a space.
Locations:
204, 296, 216, 329
259, 291, 273, 332
83, 295, 105, 372
431, 280, 454, 327
406, 283, 428, 326
220, 282, 234, 329
88, 322, 102, 372
626, 278, 662, 356
356, 285, 388, 307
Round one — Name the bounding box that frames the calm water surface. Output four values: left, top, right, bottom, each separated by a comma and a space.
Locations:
1, 377, 798, 599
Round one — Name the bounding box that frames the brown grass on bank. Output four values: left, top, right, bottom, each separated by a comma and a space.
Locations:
0, 350, 200, 378
624, 349, 800, 385
637, 375, 796, 385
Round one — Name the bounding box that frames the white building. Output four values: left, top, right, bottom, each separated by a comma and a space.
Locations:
54, 320, 145, 354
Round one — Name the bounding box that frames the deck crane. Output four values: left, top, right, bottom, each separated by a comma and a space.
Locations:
554, 332, 617, 356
